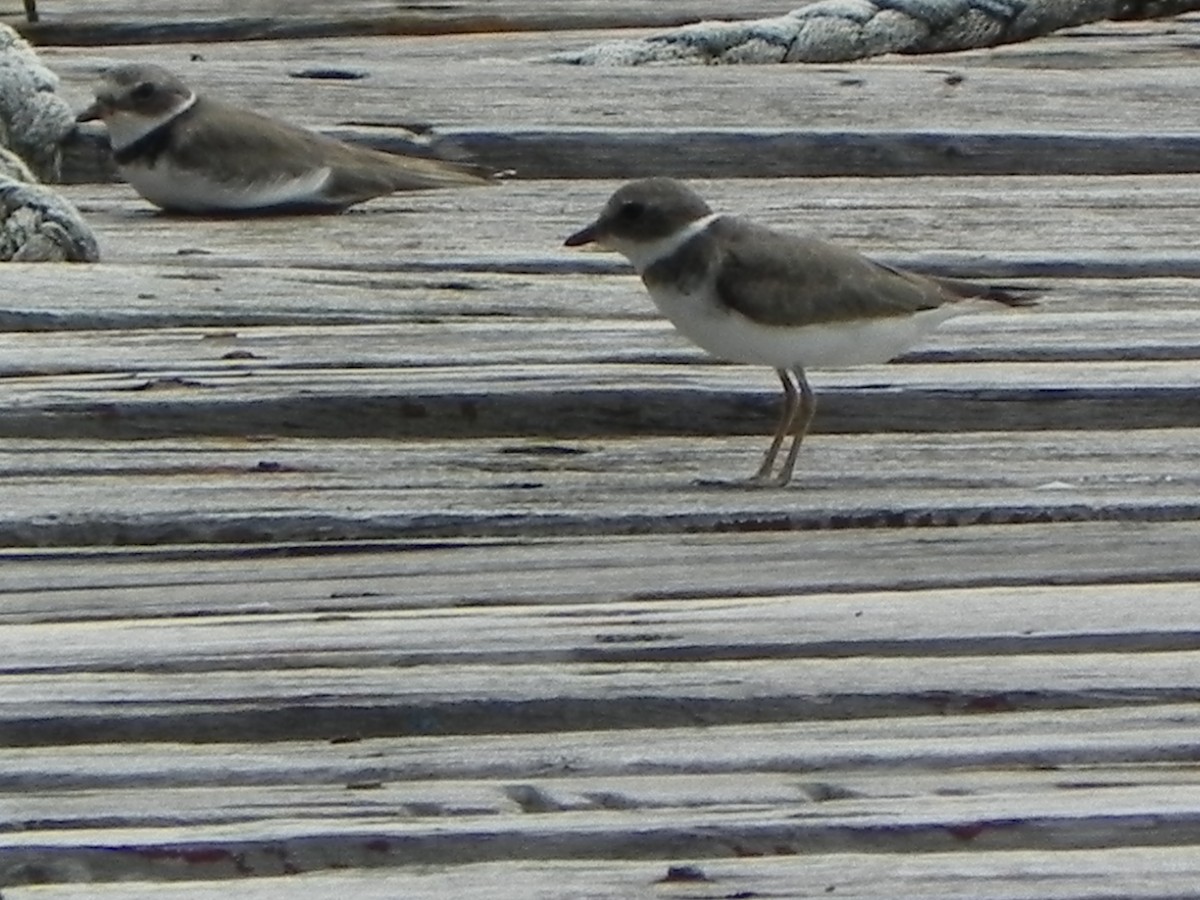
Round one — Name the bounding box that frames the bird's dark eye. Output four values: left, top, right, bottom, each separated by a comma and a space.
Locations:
617, 201, 645, 221
130, 81, 156, 101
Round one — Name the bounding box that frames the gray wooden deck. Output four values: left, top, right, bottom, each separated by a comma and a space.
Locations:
2, 4, 1200, 897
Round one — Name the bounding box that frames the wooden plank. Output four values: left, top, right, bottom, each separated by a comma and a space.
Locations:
21, 0, 791, 19
42, 178, 1200, 272
6, 262, 1200, 335
1, 584, 1197, 800
426, 128, 1200, 179
4, 308, 1200, 372
1, 177, 1198, 442
66, 122, 1200, 182
5, 645, 1195, 741
2, 429, 1200, 545
5, 709, 1199, 870
9, 758, 1200, 815
17, 2, 795, 44
2, 360, 1199, 441
43, 24, 1200, 180
44, 23, 1200, 133
5, 705, 1199, 783
4, 519, 1200, 615
9, 849, 1200, 899
6, 588, 1196, 883
7, 580, 1200, 669
11, 773, 1200, 891
3, 524, 1199, 884
2, 707, 1200, 878
3, 788, 1200, 881
5, 527, 1196, 881
8, 769, 1200, 854
7, 19, 1200, 898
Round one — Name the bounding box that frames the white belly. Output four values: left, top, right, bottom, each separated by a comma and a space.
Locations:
646, 284, 966, 369
121, 161, 333, 213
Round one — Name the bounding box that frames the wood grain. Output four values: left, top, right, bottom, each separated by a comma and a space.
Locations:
41, 177, 1200, 270
46, 21, 1200, 181
8, 849, 1200, 900
5, 517, 1200, 608
7, 9, 1200, 894
17, 1, 797, 45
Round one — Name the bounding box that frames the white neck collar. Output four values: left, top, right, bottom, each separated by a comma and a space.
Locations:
613, 213, 721, 274
108, 91, 197, 153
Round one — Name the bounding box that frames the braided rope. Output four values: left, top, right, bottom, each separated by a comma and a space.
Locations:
549, 0, 1200, 65
0, 176, 100, 262
0, 25, 98, 261
0, 24, 74, 179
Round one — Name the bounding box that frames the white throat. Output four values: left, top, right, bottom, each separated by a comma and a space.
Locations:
609, 213, 720, 274
106, 91, 197, 153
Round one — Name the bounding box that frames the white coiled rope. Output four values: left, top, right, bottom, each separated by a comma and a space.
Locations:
0, 24, 98, 262
549, 0, 1200, 66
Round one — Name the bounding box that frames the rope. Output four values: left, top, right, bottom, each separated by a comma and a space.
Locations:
0, 25, 99, 261
0, 177, 100, 261
548, 0, 1200, 65
0, 24, 74, 180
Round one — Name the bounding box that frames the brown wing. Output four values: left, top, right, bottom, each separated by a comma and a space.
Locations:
169, 98, 489, 205
316, 134, 493, 202
709, 218, 1034, 326
709, 218, 953, 327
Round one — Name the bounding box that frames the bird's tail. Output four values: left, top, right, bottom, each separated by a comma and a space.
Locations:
383, 152, 499, 189
933, 275, 1041, 308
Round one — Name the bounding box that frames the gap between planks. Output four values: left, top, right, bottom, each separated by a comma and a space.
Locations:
62, 124, 1200, 183
7, 849, 1200, 900
4, 795, 1200, 884
2, 431, 1200, 545
39, 178, 1200, 272
43, 23, 1200, 152
4, 518, 1200, 599
5, 578, 1200, 667
3, 708, 1200, 882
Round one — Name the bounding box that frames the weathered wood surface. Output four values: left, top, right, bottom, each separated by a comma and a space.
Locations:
52, 43, 1200, 143
5, 520, 1200, 610
17, 0, 1195, 49
8, 634, 1199, 742
3, 544, 1200, 872
46, 18, 1200, 181
9, 850, 1200, 900
3, 564, 1200, 885
6, 10, 1200, 896
6, 360, 1200, 440
0, 179, 1196, 450
5, 168, 1200, 888
46, 176, 1200, 267
11, 307, 1200, 364
4, 429, 1200, 545
45, 20, 1200, 131
15, 1, 798, 44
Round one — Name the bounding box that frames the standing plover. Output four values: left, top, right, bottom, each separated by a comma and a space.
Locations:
565, 178, 1037, 486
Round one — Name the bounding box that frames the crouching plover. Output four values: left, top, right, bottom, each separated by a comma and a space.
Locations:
77, 63, 493, 215
564, 178, 1037, 487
